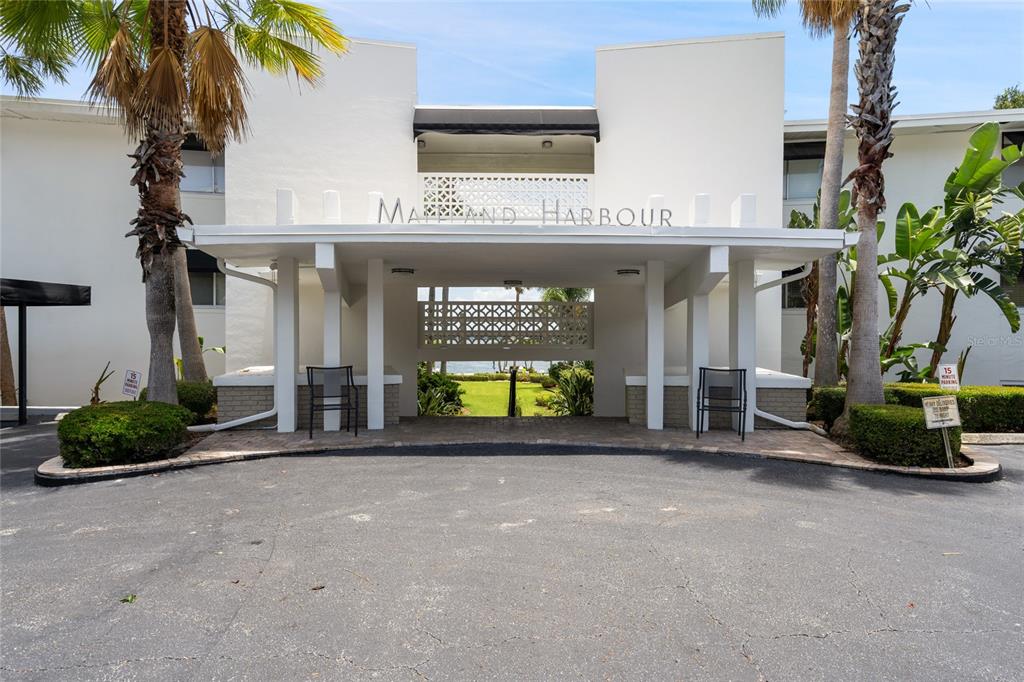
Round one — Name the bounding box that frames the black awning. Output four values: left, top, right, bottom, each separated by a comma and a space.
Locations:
0, 278, 91, 307
186, 249, 220, 273
414, 107, 600, 140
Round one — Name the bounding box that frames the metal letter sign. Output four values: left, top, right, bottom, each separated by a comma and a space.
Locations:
122, 369, 143, 399
921, 395, 961, 469
937, 364, 960, 392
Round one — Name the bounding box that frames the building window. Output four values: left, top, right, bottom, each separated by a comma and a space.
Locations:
186, 250, 225, 306
181, 149, 225, 194
783, 141, 826, 201
784, 158, 823, 200
1003, 132, 1024, 195
781, 268, 807, 309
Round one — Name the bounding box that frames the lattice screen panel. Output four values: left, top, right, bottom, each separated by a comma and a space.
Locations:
420, 301, 594, 348
421, 174, 591, 221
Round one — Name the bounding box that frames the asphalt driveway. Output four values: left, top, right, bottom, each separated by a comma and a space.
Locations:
1, 427, 1021, 680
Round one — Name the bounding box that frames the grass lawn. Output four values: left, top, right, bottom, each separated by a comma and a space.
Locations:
456, 381, 555, 417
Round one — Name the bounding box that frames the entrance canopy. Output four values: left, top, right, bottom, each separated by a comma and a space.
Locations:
181, 223, 857, 289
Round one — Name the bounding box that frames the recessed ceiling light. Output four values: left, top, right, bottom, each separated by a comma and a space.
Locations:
503, 279, 523, 287
541, 140, 553, 149
617, 268, 641, 276
391, 267, 415, 275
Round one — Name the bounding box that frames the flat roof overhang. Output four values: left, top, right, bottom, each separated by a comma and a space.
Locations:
413, 107, 600, 140
181, 224, 856, 289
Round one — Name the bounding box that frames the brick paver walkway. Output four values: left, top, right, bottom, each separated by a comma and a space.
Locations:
36, 417, 1001, 483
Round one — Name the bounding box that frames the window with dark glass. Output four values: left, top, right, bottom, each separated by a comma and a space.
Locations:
186, 250, 225, 306
781, 268, 807, 309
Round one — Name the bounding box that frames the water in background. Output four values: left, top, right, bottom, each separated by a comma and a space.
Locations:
432, 361, 551, 375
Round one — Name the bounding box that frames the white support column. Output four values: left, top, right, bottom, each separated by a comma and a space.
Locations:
316, 243, 342, 431
367, 258, 385, 430
275, 256, 299, 433
645, 260, 665, 430
687, 293, 709, 431
729, 259, 757, 432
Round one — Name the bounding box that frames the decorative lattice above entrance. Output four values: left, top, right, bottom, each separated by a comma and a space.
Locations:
419, 301, 594, 349
420, 173, 591, 221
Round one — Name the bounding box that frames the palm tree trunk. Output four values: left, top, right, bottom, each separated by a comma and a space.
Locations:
138, 0, 189, 404
146, 249, 179, 402
845, 204, 884, 406
841, 0, 907, 420
173, 248, 208, 382
0, 307, 16, 405
813, 27, 850, 388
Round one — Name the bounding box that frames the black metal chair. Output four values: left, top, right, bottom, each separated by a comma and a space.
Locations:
306, 366, 359, 439
696, 367, 748, 441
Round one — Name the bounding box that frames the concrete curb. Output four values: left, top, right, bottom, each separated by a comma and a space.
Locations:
35, 439, 1001, 486
962, 433, 1024, 445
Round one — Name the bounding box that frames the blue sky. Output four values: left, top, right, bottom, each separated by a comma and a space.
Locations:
17, 0, 1024, 119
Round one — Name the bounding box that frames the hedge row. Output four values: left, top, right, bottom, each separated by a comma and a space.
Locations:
58, 401, 193, 468
849, 404, 961, 467
809, 384, 1024, 433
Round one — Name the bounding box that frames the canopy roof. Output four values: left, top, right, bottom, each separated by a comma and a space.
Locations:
0, 278, 91, 307
413, 106, 600, 140
180, 224, 856, 289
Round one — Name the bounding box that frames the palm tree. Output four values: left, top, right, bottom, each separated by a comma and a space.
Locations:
753, 0, 857, 388
539, 287, 591, 303
842, 0, 909, 418
1, 0, 346, 403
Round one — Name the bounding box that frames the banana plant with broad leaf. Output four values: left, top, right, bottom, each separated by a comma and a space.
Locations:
925, 122, 1023, 377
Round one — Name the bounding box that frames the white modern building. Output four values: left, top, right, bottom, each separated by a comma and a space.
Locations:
2, 33, 1022, 431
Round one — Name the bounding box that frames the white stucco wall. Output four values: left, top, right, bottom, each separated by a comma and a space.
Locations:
1, 106, 225, 406
781, 125, 1024, 385
593, 285, 645, 417
223, 39, 418, 385
594, 34, 786, 372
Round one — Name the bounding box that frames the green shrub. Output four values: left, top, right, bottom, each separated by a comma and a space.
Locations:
809, 384, 1023, 433
807, 387, 846, 430
549, 367, 594, 416
417, 370, 463, 407
58, 401, 193, 468
534, 392, 557, 409
139, 380, 217, 423
849, 404, 960, 467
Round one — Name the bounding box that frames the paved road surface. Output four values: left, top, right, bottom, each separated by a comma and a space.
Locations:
1, 424, 1021, 680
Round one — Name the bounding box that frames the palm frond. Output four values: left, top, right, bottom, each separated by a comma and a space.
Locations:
87, 22, 143, 137
187, 25, 249, 155
0, 52, 45, 96
133, 45, 187, 135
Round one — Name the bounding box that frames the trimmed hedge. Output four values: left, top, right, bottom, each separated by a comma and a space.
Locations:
809, 384, 1024, 433
139, 380, 217, 423
58, 401, 193, 468
849, 404, 960, 467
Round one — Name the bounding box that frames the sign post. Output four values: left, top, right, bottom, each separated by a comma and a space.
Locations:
921, 395, 961, 469
122, 369, 143, 400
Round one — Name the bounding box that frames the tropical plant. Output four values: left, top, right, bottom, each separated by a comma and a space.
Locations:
89, 361, 116, 405
1, 0, 347, 404
417, 387, 461, 416
840, 0, 909, 421
994, 85, 1024, 110
753, 0, 858, 388
539, 287, 591, 303
925, 123, 1023, 376
174, 335, 225, 380
549, 366, 594, 417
